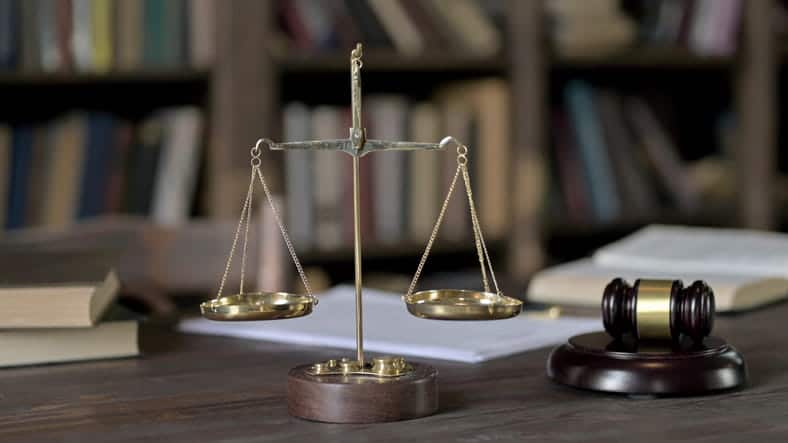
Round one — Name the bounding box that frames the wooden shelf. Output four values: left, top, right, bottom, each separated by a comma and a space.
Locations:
0, 69, 211, 87
275, 49, 505, 73
553, 47, 733, 69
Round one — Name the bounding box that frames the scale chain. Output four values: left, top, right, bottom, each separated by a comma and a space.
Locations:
406, 141, 500, 297
216, 167, 255, 299
254, 161, 314, 299
462, 164, 500, 295
215, 143, 314, 302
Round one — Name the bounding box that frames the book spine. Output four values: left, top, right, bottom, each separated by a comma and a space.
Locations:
91, 0, 113, 72
78, 113, 114, 219
564, 80, 620, 222
71, 0, 93, 71
284, 102, 315, 251
151, 107, 203, 225
6, 126, 33, 229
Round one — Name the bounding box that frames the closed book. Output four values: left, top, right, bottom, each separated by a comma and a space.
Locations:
142, 0, 166, 66
20, 0, 41, 71
564, 81, 621, 221
42, 114, 86, 227
6, 126, 33, 230
437, 86, 473, 242
162, 0, 186, 66
104, 121, 134, 213
408, 102, 441, 241
91, 0, 113, 72
399, 0, 454, 51
367, 0, 424, 55
0, 316, 138, 367
426, 0, 501, 56
78, 113, 115, 219
0, 124, 9, 228
595, 90, 660, 215
189, 0, 215, 67
71, 0, 92, 70
343, 0, 393, 49
125, 113, 164, 215
283, 102, 315, 251
552, 111, 592, 221
0, 0, 18, 69
0, 266, 119, 328
293, 0, 335, 50
38, 0, 59, 70
151, 107, 203, 225
469, 79, 510, 239
55, 0, 74, 69
312, 106, 344, 250
625, 97, 698, 213
368, 96, 408, 245
115, 0, 143, 70
24, 126, 51, 227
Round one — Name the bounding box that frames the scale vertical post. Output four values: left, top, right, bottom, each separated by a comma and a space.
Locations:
350, 44, 365, 364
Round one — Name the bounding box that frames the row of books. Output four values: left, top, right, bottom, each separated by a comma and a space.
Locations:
548, 0, 742, 57
0, 0, 215, 72
276, 0, 503, 56
0, 107, 204, 230
549, 80, 704, 223
284, 78, 510, 252
0, 264, 138, 368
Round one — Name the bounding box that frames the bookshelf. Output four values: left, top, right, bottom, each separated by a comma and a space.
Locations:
0, 0, 780, 295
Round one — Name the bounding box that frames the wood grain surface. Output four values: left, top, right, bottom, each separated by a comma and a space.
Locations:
1, 302, 787, 442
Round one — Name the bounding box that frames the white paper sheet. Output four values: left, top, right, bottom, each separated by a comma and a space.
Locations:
179, 285, 600, 363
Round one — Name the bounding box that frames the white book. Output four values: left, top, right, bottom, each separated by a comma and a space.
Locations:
312, 106, 344, 250
189, 0, 216, 67
180, 285, 600, 363
151, 108, 204, 225
71, 0, 93, 71
408, 103, 442, 241
369, 96, 408, 245
527, 225, 788, 312
284, 103, 315, 250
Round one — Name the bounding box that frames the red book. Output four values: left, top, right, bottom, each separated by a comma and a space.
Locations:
55, 0, 74, 70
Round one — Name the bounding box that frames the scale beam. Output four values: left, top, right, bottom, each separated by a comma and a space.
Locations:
268, 139, 442, 157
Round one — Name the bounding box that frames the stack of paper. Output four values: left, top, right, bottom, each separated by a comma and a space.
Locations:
179, 285, 600, 363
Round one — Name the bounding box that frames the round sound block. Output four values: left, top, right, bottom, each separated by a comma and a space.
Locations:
547, 332, 747, 395
287, 363, 438, 423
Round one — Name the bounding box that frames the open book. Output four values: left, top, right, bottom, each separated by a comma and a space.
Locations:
527, 225, 788, 312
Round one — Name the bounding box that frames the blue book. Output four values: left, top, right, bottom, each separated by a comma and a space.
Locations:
6, 126, 32, 229
0, 0, 19, 69
564, 81, 621, 221
78, 114, 115, 219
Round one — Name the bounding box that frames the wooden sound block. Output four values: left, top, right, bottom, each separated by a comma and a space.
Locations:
287, 363, 438, 423
547, 332, 747, 396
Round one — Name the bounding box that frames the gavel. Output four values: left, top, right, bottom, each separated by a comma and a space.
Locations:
602, 278, 715, 344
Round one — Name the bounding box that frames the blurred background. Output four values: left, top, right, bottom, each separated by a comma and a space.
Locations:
0, 0, 780, 300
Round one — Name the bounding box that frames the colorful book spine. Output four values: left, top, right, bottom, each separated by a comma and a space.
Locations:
6, 126, 33, 229
564, 80, 621, 222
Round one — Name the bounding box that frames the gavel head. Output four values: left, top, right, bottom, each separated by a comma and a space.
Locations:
602, 278, 715, 344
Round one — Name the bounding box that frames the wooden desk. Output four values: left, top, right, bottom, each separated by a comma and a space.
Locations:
2, 303, 787, 443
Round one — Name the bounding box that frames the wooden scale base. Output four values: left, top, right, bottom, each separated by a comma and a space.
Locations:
547, 332, 747, 396
288, 363, 438, 423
